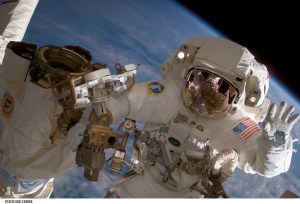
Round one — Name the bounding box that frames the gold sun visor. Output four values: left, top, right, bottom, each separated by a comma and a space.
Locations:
183, 68, 238, 118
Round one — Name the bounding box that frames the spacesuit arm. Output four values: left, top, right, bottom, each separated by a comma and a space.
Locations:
95, 78, 183, 124
0, 0, 39, 64
257, 101, 299, 177
254, 131, 293, 177
242, 101, 299, 177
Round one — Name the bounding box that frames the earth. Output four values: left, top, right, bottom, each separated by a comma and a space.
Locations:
14, 0, 300, 198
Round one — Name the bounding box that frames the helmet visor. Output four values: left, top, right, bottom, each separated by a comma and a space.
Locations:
183, 68, 238, 118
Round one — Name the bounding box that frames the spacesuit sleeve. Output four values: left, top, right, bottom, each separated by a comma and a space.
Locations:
255, 135, 293, 177
0, 0, 39, 64
239, 134, 293, 178
105, 79, 183, 124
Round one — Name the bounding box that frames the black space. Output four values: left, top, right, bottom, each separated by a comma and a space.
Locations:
176, 1, 299, 99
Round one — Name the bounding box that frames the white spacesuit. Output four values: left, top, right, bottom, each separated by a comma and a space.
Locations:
0, 0, 69, 198
0, 0, 299, 199
69, 37, 300, 198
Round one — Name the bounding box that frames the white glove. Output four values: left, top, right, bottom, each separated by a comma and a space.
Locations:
262, 101, 300, 147
67, 106, 92, 151
67, 122, 86, 152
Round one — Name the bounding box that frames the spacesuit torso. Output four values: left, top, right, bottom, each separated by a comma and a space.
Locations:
104, 77, 259, 198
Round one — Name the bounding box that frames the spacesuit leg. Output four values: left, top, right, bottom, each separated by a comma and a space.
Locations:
0, 168, 53, 198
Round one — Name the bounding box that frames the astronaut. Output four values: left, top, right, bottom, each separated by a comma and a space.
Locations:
69, 37, 300, 198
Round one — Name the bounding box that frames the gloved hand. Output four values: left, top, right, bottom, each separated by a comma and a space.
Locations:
262, 101, 300, 147
67, 122, 86, 152
67, 106, 92, 151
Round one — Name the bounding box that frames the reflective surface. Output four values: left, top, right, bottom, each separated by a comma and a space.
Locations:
183, 68, 238, 118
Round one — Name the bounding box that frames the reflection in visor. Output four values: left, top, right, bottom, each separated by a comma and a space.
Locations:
184, 69, 238, 118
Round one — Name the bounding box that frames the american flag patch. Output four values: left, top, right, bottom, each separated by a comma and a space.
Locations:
233, 118, 261, 140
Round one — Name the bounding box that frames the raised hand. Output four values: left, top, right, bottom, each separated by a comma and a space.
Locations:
262, 101, 300, 147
